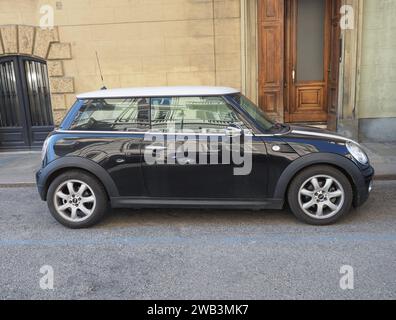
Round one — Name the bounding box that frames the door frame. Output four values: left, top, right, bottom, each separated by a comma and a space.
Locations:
256, 0, 342, 129
284, 0, 332, 123
0, 55, 54, 150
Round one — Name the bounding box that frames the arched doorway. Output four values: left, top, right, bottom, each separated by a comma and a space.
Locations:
0, 55, 54, 149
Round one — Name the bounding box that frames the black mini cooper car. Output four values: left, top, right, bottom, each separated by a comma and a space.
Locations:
36, 86, 374, 228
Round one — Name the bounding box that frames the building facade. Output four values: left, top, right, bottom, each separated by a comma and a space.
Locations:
0, 0, 395, 149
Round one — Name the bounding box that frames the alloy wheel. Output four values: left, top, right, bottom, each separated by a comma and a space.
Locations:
53, 180, 96, 223
298, 175, 345, 220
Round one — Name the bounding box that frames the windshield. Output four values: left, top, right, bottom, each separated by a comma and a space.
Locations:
230, 94, 278, 132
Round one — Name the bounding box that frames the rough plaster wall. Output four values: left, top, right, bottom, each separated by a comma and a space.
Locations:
359, 0, 396, 119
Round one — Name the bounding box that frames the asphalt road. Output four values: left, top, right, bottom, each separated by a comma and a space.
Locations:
0, 182, 395, 300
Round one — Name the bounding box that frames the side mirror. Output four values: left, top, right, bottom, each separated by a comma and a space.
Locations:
225, 125, 244, 138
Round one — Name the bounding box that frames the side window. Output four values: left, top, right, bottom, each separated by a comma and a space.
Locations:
70, 98, 150, 131
150, 96, 246, 133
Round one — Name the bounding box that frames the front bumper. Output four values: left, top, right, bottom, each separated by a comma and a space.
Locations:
354, 165, 375, 207
36, 169, 46, 201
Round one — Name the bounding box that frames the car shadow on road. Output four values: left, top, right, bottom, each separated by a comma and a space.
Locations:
88, 202, 376, 230
96, 208, 296, 229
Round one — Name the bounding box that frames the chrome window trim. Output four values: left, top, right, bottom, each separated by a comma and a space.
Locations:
56, 128, 292, 138
55, 129, 258, 137
291, 130, 354, 144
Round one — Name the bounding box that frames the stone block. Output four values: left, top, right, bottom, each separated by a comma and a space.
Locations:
0, 25, 18, 54
215, 18, 241, 36
166, 71, 215, 86
216, 70, 241, 89
49, 77, 74, 94
214, 0, 241, 19
18, 25, 35, 55
215, 54, 241, 71
190, 54, 215, 72
53, 110, 67, 126
47, 61, 64, 77
165, 36, 214, 55
47, 43, 72, 60
33, 27, 59, 59
65, 94, 77, 109
51, 94, 66, 110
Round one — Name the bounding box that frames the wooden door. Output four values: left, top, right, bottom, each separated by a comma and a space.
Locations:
258, 0, 285, 122
327, 0, 341, 131
285, 0, 331, 123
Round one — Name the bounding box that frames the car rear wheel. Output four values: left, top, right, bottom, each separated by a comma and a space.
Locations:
47, 170, 108, 228
287, 165, 353, 225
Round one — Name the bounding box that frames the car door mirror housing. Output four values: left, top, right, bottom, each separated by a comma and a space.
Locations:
225, 125, 244, 137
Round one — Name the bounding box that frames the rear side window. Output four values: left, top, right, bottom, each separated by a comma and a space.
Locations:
70, 98, 150, 131
150, 96, 246, 133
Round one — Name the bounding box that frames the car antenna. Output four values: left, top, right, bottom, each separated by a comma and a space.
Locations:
95, 51, 107, 90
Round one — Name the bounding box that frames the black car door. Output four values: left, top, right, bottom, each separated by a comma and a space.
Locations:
68, 97, 150, 198
141, 96, 269, 200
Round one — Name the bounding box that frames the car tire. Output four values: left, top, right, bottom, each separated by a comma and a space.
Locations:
47, 170, 108, 229
287, 165, 353, 225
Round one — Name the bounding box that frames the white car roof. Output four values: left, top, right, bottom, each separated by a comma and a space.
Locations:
76, 86, 240, 99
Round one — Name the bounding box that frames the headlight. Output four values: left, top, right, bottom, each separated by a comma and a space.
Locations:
41, 137, 50, 162
346, 141, 368, 165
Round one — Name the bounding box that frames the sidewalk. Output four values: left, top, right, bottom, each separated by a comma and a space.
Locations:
362, 143, 396, 180
0, 151, 41, 186
0, 143, 395, 186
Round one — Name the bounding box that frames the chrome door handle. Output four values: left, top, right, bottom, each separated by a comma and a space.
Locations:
145, 146, 167, 151
292, 69, 296, 84
177, 158, 195, 165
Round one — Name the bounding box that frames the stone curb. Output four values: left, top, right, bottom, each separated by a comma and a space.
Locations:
0, 183, 36, 188
373, 175, 396, 181
0, 175, 395, 189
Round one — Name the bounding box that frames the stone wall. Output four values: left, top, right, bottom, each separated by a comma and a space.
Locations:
359, 0, 396, 119
0, 25, 74, 123
356, 0, 396, 141
0, 0, 242, 124
49, 0, 241, 108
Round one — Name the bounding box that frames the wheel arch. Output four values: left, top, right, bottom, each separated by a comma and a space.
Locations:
39, 157, 119, 201
273, 153, 364, 207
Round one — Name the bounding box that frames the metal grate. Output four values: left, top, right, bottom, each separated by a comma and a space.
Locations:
0, 56, 54, 148
24, 60, 53, 127
0, 60, 21, 128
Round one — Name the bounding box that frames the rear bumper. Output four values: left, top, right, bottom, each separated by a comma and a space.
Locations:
354, 165, 375, 207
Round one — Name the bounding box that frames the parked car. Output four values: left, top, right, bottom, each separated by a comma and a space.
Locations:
36, 86, 374, 228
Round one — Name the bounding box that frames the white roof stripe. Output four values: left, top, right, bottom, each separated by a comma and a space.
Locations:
76, 86, 239, 99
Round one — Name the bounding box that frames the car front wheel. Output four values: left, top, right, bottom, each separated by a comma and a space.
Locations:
288, 165, 353, 225
47, 170, 108, 228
